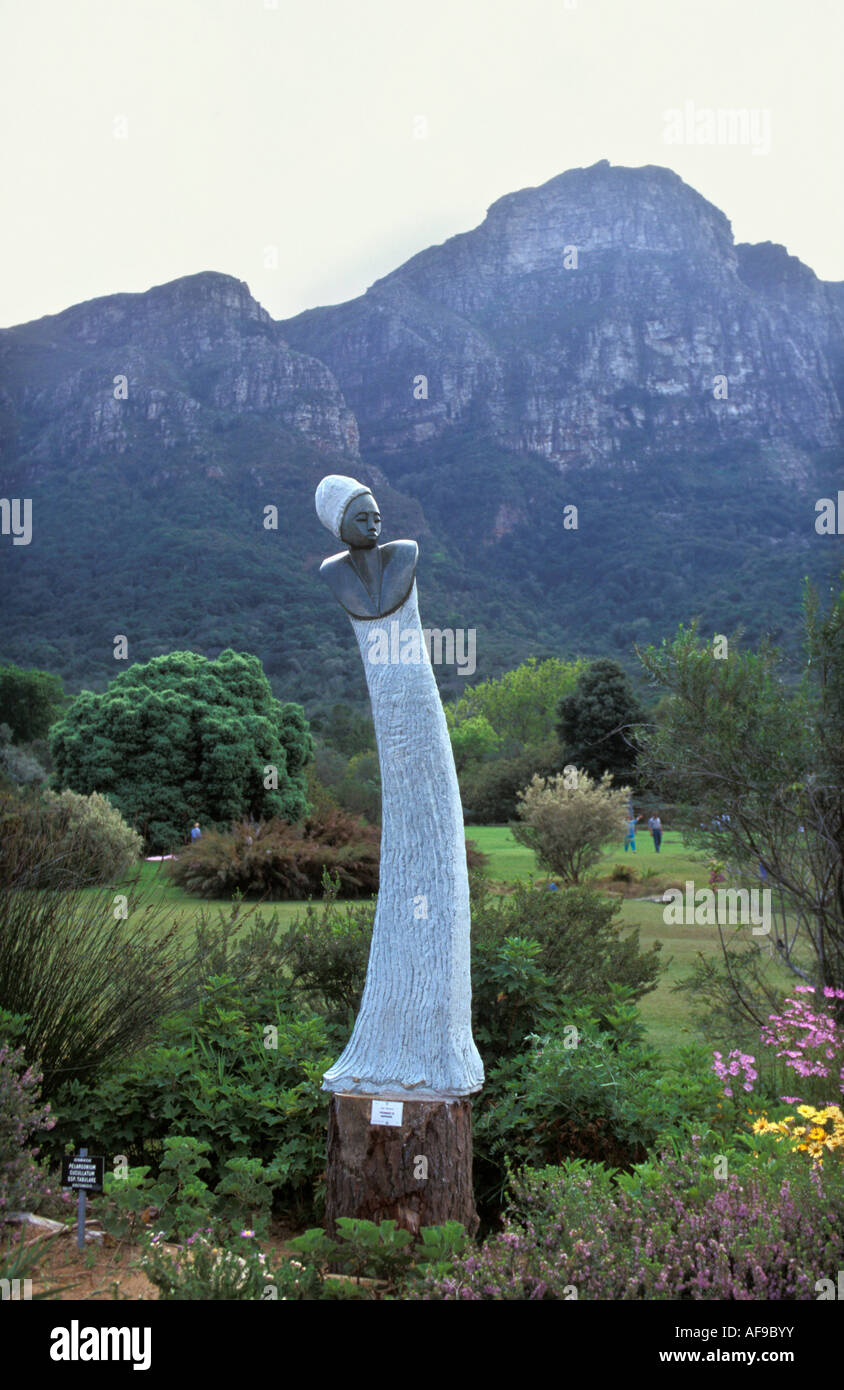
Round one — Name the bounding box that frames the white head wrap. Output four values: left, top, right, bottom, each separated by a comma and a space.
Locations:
315, 474, 373, 541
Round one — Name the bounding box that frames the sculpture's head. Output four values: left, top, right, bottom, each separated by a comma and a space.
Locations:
315, 474, 381, 548
340, 492, 381, 549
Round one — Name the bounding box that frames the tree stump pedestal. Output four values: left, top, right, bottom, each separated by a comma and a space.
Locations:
324, 1093, 478, 1237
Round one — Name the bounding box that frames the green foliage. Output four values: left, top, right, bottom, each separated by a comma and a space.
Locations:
471, 880, 663, 1012
167, 808, 380, 900
449, 715, 502, 773
636, 574, 844, 1001
446, 656, 586, 751
556, 657, 644, 783
99, 1137, 283, 1243
460, 737, 560, 824
471, 937, 557, 1062
474, 1022, 658, 1205
49, 649, 313, 852
313, 705, 375, 758
48, 970, 334, 1220
0, 664, 65, 744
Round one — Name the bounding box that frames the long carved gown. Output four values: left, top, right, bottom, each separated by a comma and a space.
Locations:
322, 579, 484, 1098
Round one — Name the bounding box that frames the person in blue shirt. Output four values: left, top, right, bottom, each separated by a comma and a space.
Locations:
624, 815, 640, 852
190, 822, 201, 841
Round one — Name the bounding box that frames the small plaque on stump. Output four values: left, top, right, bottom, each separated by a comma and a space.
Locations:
370, 1099, 403, 1126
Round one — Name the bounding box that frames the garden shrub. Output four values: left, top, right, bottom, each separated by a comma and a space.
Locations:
471, 936, 558, 1064
473, 1021, 660, 1206
48, 974, 335, 1221
0, 786, 142, 888
168, 809, 380, 899
421, 1142, 844, 1300
470, 880, 662, 1005
168, 811, 487, 901
511, 768, 630, 884
0, 1033, 56, 1220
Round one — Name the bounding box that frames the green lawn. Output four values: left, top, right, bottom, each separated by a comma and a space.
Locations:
466, 825, 795, 1058
467, 824, 704, 889
108, 859, 316, 935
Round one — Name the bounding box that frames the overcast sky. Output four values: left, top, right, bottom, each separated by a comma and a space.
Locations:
1, 0, 841, 329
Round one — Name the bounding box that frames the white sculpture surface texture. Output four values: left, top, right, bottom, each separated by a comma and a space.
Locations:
316, 474, 484, 1099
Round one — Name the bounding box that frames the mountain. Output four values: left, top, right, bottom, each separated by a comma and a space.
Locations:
280, 161, 844, 469
1, 162, 841, 713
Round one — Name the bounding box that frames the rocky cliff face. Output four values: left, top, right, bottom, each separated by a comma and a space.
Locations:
0, 270, 360, 479
280, 161, 844, 472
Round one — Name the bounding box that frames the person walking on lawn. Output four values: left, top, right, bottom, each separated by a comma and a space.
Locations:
650, 813, 663, 853
624, 814, 640, 852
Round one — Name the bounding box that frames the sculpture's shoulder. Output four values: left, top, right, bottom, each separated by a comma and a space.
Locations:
318, 550, 350, 578
380, 538, 419, 568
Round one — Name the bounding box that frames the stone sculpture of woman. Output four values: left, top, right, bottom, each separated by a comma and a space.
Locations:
314, 474, 484, 1100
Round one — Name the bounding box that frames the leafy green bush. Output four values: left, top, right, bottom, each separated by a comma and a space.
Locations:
471, 936, 558, 1064
98, 1136, 284, 1243
474, 1018, 659, 1206
48, 973, 334, 1221
471, 880, 662, 1006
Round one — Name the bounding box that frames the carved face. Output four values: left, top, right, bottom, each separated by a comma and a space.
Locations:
341, 493, 381, 549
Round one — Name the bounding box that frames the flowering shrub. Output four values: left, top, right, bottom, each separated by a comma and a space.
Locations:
141, 1218, 468, 1300
712, 986, 844, 1109
760, 986, 844, 1103
419, 1150, 844, 1300
141, 1227, 280, 1301
0, 1038, 56, 1219
751, 1104, 844, 1164
712, 1050, 758, 1098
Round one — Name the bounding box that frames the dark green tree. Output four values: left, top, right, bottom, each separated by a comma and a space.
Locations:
0, 664, 65, 743
50, 650, 313, 851
556, 659, 644, 784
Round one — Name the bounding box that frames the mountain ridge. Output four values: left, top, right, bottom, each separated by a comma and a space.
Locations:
0, 161, 840, 708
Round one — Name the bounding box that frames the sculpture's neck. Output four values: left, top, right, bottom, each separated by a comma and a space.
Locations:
349, 546, 381, 605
